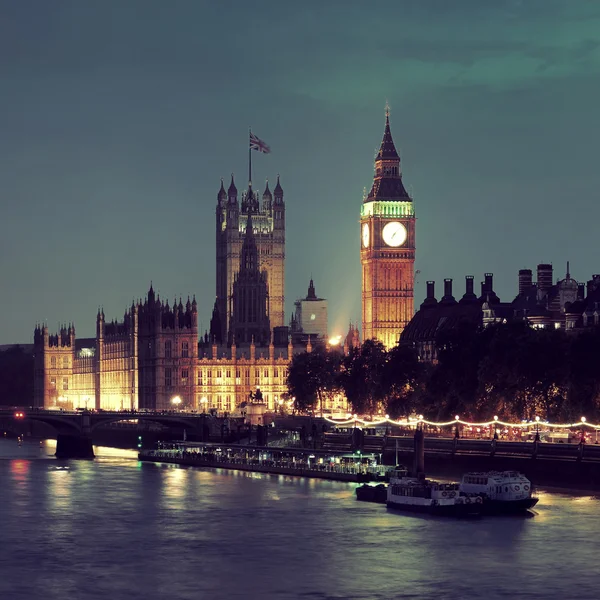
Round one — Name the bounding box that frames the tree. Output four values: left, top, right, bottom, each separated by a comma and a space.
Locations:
477, 321, 533, 420
478, 323, 569, 421
422, 321, 486, 420
383, 344, 421, 418
339, 340, 387, 415
286, 347, 342, 415
566, 327, 600, 422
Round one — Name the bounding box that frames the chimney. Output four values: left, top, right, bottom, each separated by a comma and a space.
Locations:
441, 278, 456, 304
537, 263, 553, 295
465, 275, 474, 297
578, 283, 585, 300
421, 281, 438, 308
460, 276, 477, 304
444, 279, 453, 298
518, 269, 533, 295
427, 281, 435, 300
484, 273, 494, 294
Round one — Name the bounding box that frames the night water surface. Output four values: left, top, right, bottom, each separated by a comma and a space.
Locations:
0, 439, 598, 600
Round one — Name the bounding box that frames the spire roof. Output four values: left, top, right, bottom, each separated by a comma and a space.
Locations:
218, 178, 226, 199
228, 174, 237, 195
376, 106, 399, 161
263, 180, 272, 198
240, 211, 259, 272
366, 105, 410, 201
274, 174, 283, 195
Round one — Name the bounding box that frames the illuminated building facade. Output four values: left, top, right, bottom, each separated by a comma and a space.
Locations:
197, 338, 295, 414
214, 175, 285, 343
33, 289, 199, 411
360, 108, 415, 349
32, 293, 347, 414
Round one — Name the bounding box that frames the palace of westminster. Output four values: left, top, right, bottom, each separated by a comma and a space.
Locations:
31, 109, 600, 413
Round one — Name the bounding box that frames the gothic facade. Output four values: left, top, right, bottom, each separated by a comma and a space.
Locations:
33, 289, 199, 411
214, 175, 285, 343
229, 209, 271, 345
32, 286, 351, 415
360, 109, 415, 349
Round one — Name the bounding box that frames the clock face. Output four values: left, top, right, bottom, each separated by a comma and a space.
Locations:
310, 314, 316, 321
382, 221, 407, 247
362, 223, 370, 248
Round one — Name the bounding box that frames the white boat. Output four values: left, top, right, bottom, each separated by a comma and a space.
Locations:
386, 468, 482, 518
460, 471, 538, 514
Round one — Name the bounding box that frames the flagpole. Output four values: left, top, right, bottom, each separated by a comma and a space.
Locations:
248, 126, 252, 185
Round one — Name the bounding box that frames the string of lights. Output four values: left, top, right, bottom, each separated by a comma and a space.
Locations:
322, 415, 599, 430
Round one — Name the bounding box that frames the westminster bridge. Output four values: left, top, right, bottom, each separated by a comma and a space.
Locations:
0, 408, 215, 458
3, 408, 600, 488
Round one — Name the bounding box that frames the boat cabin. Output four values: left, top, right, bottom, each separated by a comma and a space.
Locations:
460, 471, 533, 501
389, 478, 461, 501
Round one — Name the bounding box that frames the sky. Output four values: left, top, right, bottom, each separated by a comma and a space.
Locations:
2, 0, 600, 343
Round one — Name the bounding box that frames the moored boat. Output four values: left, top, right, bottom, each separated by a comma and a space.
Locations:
356, 483, 387, 504
386, 468, 483, 518
460, 471, 538, 514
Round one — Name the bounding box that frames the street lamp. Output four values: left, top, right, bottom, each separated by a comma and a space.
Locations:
171, 396, 182, 411
534, 415, 540, 442
581, 416, 587, 444
493, 415, 499, 440
200, 396, 208, 414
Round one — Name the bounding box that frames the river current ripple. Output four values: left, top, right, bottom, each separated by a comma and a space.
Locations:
0, 439, 598, 600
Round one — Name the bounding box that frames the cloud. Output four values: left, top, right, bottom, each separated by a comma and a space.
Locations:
268, 0, 600, 107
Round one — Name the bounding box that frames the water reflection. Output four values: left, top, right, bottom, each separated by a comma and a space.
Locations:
1, 440, 600, 600
48, 466, 72, 513
10, 459, 30, 481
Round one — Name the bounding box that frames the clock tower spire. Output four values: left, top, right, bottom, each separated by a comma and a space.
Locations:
360, 106, 415, 348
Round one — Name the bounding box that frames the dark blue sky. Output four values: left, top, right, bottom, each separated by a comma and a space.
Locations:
2, 0, 600, 343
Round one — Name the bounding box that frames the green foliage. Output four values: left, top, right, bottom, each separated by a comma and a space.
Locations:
285, 324, 600, 422
421, 321, 486, 420
477, 322, 568, 421
286, 346, 342, 414
429, 321, 598, 422
339, 340, 388, 415
565, 327, 600, 421
383, 344, 422, 418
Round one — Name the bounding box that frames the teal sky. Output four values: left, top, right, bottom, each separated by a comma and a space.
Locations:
2, 0, 600, 342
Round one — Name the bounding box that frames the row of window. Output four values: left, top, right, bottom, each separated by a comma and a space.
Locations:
50, 356, 69, 368
198, 368, 286, 385
165, 341, 189, 359
165, 368, 190, 388
50, 377, 69, 391
164, 367, 287, 388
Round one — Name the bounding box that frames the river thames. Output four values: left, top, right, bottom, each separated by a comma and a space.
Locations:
1, 439, 598, 600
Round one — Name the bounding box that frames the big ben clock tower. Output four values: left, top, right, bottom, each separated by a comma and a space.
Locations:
360, 107, 415, 349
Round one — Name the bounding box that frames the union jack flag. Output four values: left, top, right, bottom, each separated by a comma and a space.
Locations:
249, 131, 271, 154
